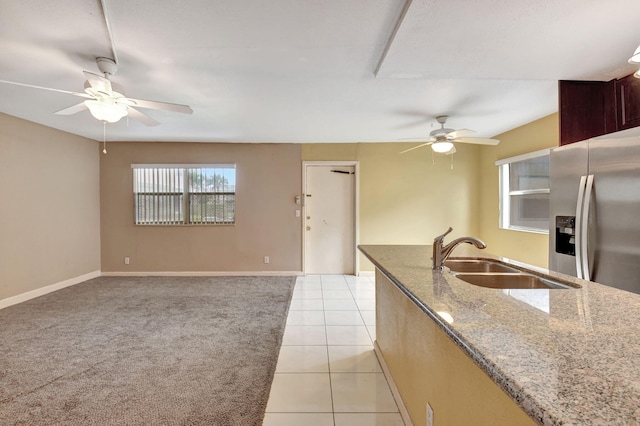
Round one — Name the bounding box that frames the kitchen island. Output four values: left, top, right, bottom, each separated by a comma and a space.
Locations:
359, 245, 640, 426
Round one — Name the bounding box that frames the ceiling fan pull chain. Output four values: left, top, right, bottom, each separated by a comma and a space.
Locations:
102, 122, 107, 154
450, 153, 454, 170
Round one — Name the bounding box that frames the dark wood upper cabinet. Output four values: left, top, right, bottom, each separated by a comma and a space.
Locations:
616, 73, 640, 130
559, 72, 640, 145
559, 80, 616, 145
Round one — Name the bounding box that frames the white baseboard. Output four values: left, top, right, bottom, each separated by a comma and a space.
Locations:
374, 341, 414, 426
358, 270, 375, 277
0, 270, 101, 310
101, 270, 304, 277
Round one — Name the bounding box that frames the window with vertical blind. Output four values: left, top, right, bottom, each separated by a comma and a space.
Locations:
132, 164, 236, 225
496, 149, 550, 234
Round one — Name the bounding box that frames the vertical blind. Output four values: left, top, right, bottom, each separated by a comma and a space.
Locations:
132, 165, 236, 225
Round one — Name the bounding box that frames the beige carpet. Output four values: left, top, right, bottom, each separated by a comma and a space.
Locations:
0, 275, 295, 425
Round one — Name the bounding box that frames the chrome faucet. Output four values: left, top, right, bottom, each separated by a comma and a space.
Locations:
432, 227, 487, 270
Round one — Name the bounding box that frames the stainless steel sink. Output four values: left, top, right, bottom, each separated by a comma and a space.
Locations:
444, 259, 520, 274
444, 257, 579, 290
453, 273, 573, 289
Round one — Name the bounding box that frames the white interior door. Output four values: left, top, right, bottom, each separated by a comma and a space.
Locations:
304, 165, 355, 274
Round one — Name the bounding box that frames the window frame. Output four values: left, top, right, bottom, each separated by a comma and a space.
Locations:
496, 149, 550, 234
131, 164, 236, 226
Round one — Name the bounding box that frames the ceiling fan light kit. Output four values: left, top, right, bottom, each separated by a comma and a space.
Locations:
85, 98, 128, 123
630, 44, 640, 78
431, 141, 454, 153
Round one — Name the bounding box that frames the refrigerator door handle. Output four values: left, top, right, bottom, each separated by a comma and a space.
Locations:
581, 174, 595, 280
575, 175, 587, 280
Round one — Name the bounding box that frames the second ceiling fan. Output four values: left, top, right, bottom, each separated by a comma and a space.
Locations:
401, 115, 500, 155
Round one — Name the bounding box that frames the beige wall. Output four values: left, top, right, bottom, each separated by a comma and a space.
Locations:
0, 113, 100, 301
0, 111, 557, 293
100, 142, 302, 272
478, 113, 559, 268
302, 142, 481, 271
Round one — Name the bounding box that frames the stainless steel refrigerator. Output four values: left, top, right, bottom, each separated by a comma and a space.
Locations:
549, 126, 640, 294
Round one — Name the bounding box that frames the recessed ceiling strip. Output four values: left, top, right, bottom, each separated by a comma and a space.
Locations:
99, 0, 119, 65
374, 0, 413, 78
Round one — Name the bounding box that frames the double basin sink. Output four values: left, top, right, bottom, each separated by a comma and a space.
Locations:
444, 258, 577, 290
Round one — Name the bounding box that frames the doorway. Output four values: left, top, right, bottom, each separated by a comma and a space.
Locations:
302, 161, 358, 274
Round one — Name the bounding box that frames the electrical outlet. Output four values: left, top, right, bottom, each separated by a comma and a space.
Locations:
426, 402, 434, 426
124, 256, 130, 265
264, 256, 270, 264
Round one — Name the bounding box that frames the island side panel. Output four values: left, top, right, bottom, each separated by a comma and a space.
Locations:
375, 269, 536, 426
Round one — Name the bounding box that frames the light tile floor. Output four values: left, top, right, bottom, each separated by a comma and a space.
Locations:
264, 275, 405, 426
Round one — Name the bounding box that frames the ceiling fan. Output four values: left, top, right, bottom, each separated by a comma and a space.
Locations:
0, 57, 193, 127
400, 115, 499, 155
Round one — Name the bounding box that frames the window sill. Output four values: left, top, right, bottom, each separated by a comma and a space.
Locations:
135, 223, 235, 227
500, 226, 549, 235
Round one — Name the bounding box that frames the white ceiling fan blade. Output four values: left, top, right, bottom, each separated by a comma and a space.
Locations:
55, 102, 88, 115
0, 79, 92, 98
83, 70, 112, 95
125, 97, 193, 114
455, 137, 500, 146
126, 107, 161, 127
400, 142, 433, 154
447, 128, 475, 138
398, 133, 436, 142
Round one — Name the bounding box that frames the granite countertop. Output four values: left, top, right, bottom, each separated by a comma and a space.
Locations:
358, 245, 640, 426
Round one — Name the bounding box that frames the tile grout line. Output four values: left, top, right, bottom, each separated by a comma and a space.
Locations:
348, 276, 371, 340
320, 275, 337, 426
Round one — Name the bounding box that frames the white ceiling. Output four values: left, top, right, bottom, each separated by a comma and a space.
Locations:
1, 0, 639, 143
